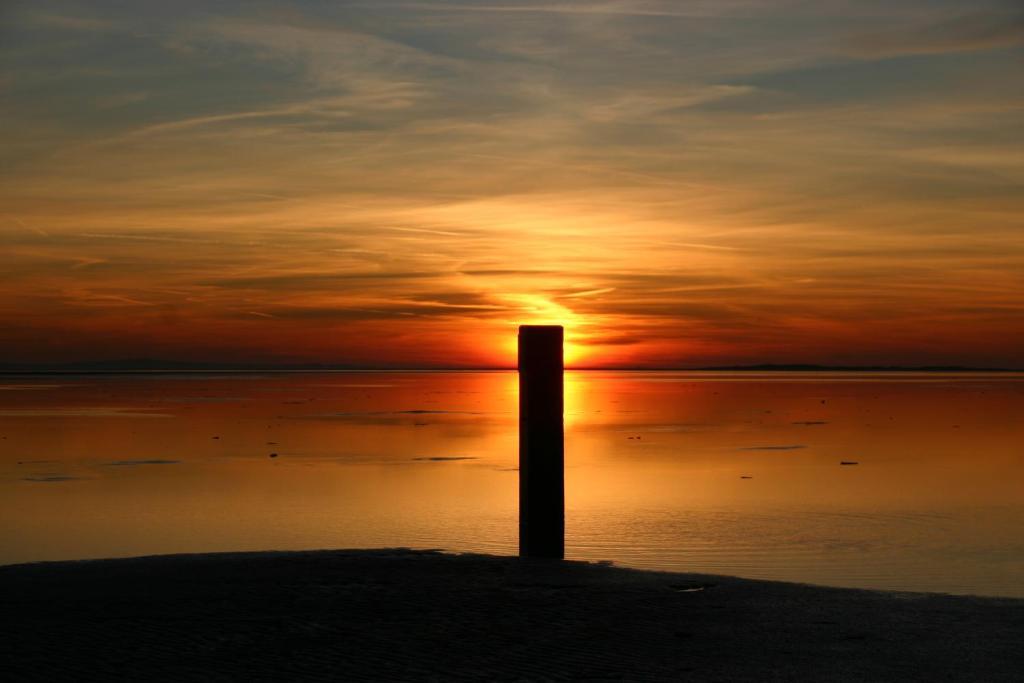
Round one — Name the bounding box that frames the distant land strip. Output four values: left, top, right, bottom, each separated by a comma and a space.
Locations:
0, 360, 1020, 374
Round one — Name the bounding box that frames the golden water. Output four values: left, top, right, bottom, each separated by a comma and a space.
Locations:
2, 371, 1022, 596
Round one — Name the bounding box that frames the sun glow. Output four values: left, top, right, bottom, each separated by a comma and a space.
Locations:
503, 293, 593, 368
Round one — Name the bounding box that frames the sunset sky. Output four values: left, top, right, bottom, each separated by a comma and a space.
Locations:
2, 0, 1022, 368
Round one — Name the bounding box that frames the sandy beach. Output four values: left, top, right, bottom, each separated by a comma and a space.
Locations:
2, 549, 1021, 681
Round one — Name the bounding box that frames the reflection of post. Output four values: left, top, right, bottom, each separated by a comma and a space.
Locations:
518, 325, 564, 559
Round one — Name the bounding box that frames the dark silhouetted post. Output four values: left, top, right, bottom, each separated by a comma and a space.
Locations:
518, 325, 564, 559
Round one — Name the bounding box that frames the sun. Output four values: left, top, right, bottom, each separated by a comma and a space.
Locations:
501, 329, 586, 367
500, 293, 593, 368
562, 338, 586, 367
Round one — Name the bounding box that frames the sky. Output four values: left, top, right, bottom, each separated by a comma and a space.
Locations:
1, 0, 1022, 368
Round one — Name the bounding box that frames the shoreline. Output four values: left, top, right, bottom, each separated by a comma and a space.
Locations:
3, 366, 1023, 375
2, 549, 1021, 681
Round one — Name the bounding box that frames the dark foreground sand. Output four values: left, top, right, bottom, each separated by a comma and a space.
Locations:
2, 549, 1021, 682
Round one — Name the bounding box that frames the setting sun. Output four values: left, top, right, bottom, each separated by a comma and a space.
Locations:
502, 294, 600, 367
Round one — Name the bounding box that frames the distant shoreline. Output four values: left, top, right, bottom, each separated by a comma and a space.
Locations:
0, 364, 1021, 375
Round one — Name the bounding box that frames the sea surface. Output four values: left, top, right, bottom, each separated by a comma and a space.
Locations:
1, 371, 1022, 597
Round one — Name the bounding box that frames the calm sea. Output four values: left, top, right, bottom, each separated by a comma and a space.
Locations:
2, 371, 1022, 597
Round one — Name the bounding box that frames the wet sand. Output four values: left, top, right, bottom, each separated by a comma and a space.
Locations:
2, 549, 1021, 681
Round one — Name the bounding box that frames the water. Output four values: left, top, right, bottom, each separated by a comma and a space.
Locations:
1, 371, 1022, 597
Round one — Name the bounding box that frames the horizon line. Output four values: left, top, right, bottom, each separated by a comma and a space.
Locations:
1, 363, 1021, 375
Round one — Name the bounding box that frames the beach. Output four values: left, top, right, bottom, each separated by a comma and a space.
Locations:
3, 548, 1021, 681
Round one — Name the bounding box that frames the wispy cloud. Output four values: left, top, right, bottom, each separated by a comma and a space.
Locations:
845, 9, 1024, 58
369, 1, 759, 18
1, 0, 1022, 367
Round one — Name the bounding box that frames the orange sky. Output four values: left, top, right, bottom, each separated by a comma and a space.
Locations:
1, 1, 1022, 368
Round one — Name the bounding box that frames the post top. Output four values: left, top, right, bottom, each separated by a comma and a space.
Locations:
519, 325, 563, 335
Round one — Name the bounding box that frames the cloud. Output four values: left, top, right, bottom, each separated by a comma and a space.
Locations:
24, 12, 118, 32
202, 271, 444, 290
846, 9, 1024, 58
193, 16, 460, 96
244, 300, 510, 321
372, 1, 753, 17
1, 0, 1022, 368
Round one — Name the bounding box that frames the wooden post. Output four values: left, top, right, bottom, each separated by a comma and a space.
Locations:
518, 325, 564, 559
